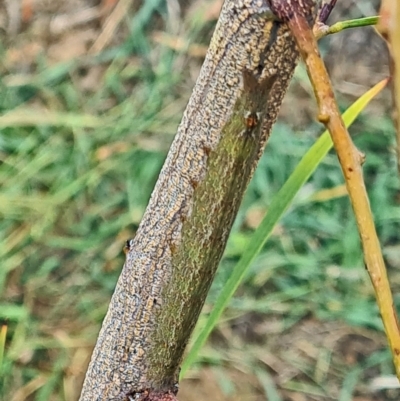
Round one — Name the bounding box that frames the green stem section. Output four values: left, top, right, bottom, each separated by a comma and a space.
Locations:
325, 16, 379, 35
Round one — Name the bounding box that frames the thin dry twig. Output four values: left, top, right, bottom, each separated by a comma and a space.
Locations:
318, 0, 337, 24
377, 0, 400, 173
4, 0, 21, 35
270, 0, 400, 379
50, 7, 102, 35
89, 0, 133, 55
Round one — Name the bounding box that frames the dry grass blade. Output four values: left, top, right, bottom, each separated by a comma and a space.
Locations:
89, 0, 132, 54
0, 109, 103, 128
275, 0, 400, 380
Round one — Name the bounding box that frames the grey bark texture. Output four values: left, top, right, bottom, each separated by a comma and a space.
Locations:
79, 1, 321, 400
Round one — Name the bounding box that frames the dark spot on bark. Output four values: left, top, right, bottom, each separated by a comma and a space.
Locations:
169, 242, 177, 255
202, 145, 211, 157
190, 178, 199, 190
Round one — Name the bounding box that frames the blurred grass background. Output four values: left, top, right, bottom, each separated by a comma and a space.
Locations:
0, 0, 399, 400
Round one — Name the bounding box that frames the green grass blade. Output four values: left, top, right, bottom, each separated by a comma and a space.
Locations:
255, 368, 283, 401
180, 79, 388, 378
338, 368, 362, 401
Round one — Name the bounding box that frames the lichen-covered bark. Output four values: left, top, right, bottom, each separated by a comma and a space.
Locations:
79, 1, 320, 400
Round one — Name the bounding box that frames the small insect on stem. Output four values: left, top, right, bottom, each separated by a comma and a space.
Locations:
123, 239, 135, 255
243, 111, 262, 136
